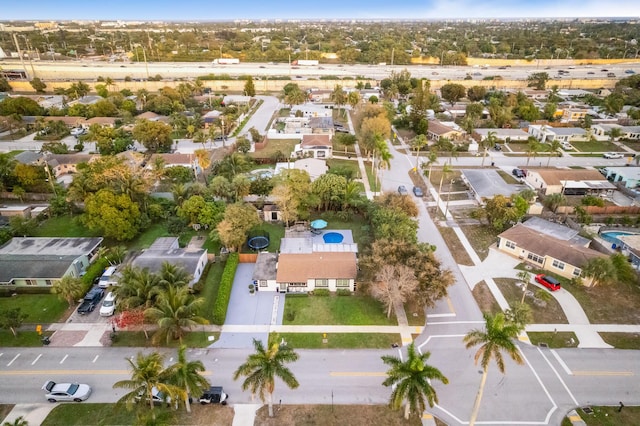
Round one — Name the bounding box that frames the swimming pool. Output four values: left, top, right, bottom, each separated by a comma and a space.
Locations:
323, 232, 344, 244
600, 231, 638, 248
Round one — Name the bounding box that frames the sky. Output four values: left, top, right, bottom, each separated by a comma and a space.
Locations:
2, 0, 639, 21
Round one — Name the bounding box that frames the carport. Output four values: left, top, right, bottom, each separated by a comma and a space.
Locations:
462, 169, 530, 202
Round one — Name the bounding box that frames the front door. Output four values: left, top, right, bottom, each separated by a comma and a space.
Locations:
279, 282, 288, 293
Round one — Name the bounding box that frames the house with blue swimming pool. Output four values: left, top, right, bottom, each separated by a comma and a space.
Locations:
497, 217, 606, 286
251, 228, 358, 293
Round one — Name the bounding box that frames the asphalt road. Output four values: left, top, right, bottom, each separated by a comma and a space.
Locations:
2, 59, 638, 82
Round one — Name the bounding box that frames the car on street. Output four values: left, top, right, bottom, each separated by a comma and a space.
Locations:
412, 186, 423, 197
535, 274, 561, 291
77, 287, 104, 315
99, 292, 117, 317
397, 185, 408, 195
587, 71, 595, 75
42, 381, 92, 402
603, 152, 624, 159
625, 70, 636, 74
199, 386, 229, 405
607, 72, 616, 78
512, 168, 526, 178
493, 143, 502, 151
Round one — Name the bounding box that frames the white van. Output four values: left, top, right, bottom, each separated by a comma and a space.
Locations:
98, 266, 118, 288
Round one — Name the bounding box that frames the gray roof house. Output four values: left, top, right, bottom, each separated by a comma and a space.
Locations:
131, 237, 207, 286
0, 237, 103, 287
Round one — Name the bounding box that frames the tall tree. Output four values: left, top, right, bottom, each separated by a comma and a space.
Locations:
582, 257, 617, 286
244, 76, 256, 97
133, 119, 174, 153
0, 308, 27, 337
165, 345, 210, 413
215, 203, 261, 251
463, 313, 524, 426
330, 84, 347, 117
381, 342, 449, 420
233, 336, 300, 418
370, 264, 419, 318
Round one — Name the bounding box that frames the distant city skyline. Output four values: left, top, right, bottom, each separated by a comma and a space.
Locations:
2, 0, 639, 21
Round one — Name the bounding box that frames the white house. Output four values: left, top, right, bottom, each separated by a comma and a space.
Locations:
293, 134, 333, 159
130, 237, 207, 286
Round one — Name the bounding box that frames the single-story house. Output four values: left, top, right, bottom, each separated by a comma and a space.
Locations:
602, 167, 640, 189
0, 237, 103, 287
252, 229, 358, 292
42, 154, 96, 177
223, 95, 251, 106
528, 125, 586, 143
149, 153, 197, 169
616, 234, 640, 269
308, 117, 334, 135
290, 104, 332, 118
474, 128, 529, 142
592, 124, 640, 141
0, 204, 49, 219
497, 219, 605, 285
130, 237, 207, 286
85, 117, 117, 128
524, 168, 615, 195
13, 151, 44, 165
427, 119, 465, 142
308, 89, 333, 103
293, 134, 333, 159
43, 116, 87, 128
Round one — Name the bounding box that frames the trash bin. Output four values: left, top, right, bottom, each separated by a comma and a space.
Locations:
491, 162, 495, 167
42, 336, 51, 345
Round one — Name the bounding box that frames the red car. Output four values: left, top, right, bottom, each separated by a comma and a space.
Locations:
535, 274, 561, 291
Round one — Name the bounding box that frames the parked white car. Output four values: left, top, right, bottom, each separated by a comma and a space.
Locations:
70, 128, 87, 137
99, 292, 117, 317
603, 152, 624, 159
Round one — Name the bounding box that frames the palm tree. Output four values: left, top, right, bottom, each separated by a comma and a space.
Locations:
51, 275, 84, 308
381, 342, 449, 420
331, 84, 347, 117
525, 137, 540, 166
165, 345, 210, 413
606, 127, 623, 144
145, 285, 207, 345
194, 149, 212, 182
233, 335, 300, 417
373, 136, 392, 192
113, 352, 178, 418
423, 149, 438, 179
517, 271, 532, 304
463, 313, 524, 426
411, 135, 428, 171
437, 163, 453, 218
481, 131, 498, 168
158, 262, 191, 289
2, 416, 28, 426
582, 257, 617, 286
115, 266, 161, 310
347, 90, 361, 111
547, 140, 562, 167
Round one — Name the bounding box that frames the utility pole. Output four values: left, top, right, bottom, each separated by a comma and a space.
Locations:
142, 47, 150, 80
12, 33, 30, 80
391, 48, 395, 66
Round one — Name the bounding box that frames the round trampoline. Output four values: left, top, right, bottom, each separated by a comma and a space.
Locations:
323, 232, 344, 244
247, 235, 270, 251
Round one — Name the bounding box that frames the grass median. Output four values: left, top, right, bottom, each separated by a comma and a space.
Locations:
278, 332, 401, 349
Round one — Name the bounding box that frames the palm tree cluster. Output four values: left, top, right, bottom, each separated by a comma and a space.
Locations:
115, 263, 207, 345
113, 346, 209, 418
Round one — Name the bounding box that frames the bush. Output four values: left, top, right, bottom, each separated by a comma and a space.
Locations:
312, 289, 330, 297
337, 289, 352, 296
82, 257, 109, 290
212, 252, 238, 324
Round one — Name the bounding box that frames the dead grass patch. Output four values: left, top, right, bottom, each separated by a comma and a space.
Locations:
254, 404, 423, 426
436, 226, 474, 266
459, 225, 500, 261
471, 281, 501, 314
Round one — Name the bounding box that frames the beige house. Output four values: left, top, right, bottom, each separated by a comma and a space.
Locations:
497, 221, 606, 285
524, 168, 615, 196
293, 134, 333, 159
427, 119, 464, 142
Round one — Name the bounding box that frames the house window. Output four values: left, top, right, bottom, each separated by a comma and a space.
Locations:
527, 253, 544, 264
45, 280, 54, 286
26, 279, 37, 286
288, 282, 307, 287
552, 260, 565, 270
505, 240, 516, 249
317, 151, 326, 158
259, 280, 267, 287
573, 268, 581, 277
336, 279, 350, 288
315, 279, 328, 288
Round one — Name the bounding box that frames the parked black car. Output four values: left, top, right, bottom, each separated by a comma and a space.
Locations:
77, 287, 105, 315
512, 168, 526, 178
199, 386, 229, 405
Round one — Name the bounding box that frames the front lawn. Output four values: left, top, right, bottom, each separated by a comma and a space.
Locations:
0, 330, 54, 347
563, 406, 640, 426
436, 226, 474, 266
572, 140, 620, 152
279, 332, 400, 349
599, 332, 640, 349
110, 331, 217, 348
562, 279, 640, 324
42, 402, 234, 426
494, 278, 568, 324
527, 331, 579, 348
283, 294, 397, 326
255, 405, 424, 426
0, 293, 68, 323
459, 224, 500, 261
471, 280, 501, 314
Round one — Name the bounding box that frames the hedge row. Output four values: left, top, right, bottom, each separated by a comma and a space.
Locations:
212, 253, 239, 325
82, 258, 110, 291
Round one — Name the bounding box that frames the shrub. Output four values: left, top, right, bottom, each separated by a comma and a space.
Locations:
212, 252, 238, 324
285, 310, 296, 322
82, 257, 109, 290
337, 289, 352, 296
312, 289, 330, 297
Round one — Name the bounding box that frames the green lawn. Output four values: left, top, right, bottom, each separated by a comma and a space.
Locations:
126, 223, 172, 251
363, 161, 379, 192
527, 331, 579, 348
460, 224, 501, 261
493, 278, 568, 324
31, 216, 101, 238
278, 332, 400, 348
310, 213, 372, 249
572, 140, 620, 152
0, 330, 54, 347
244, 222, 285, 253
326, 158, 361, 179
283, 294, 396, 326
0, 294, 68, 323
563, 406, 640, 426
599, 332, 640, 349
110, 331, 217, 348
250, 138, 298, 159
199, 260, 226, 321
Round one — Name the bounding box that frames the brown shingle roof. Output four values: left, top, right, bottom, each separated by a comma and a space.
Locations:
86, 117, 117, 125
276, 252, 357, 282
428, 120, 460, 136
535, 169, 608, 186
499, 224, 605, 268
301, 134, 332, 148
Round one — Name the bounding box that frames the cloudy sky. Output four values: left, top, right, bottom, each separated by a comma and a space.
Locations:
3, 0, 638, 20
